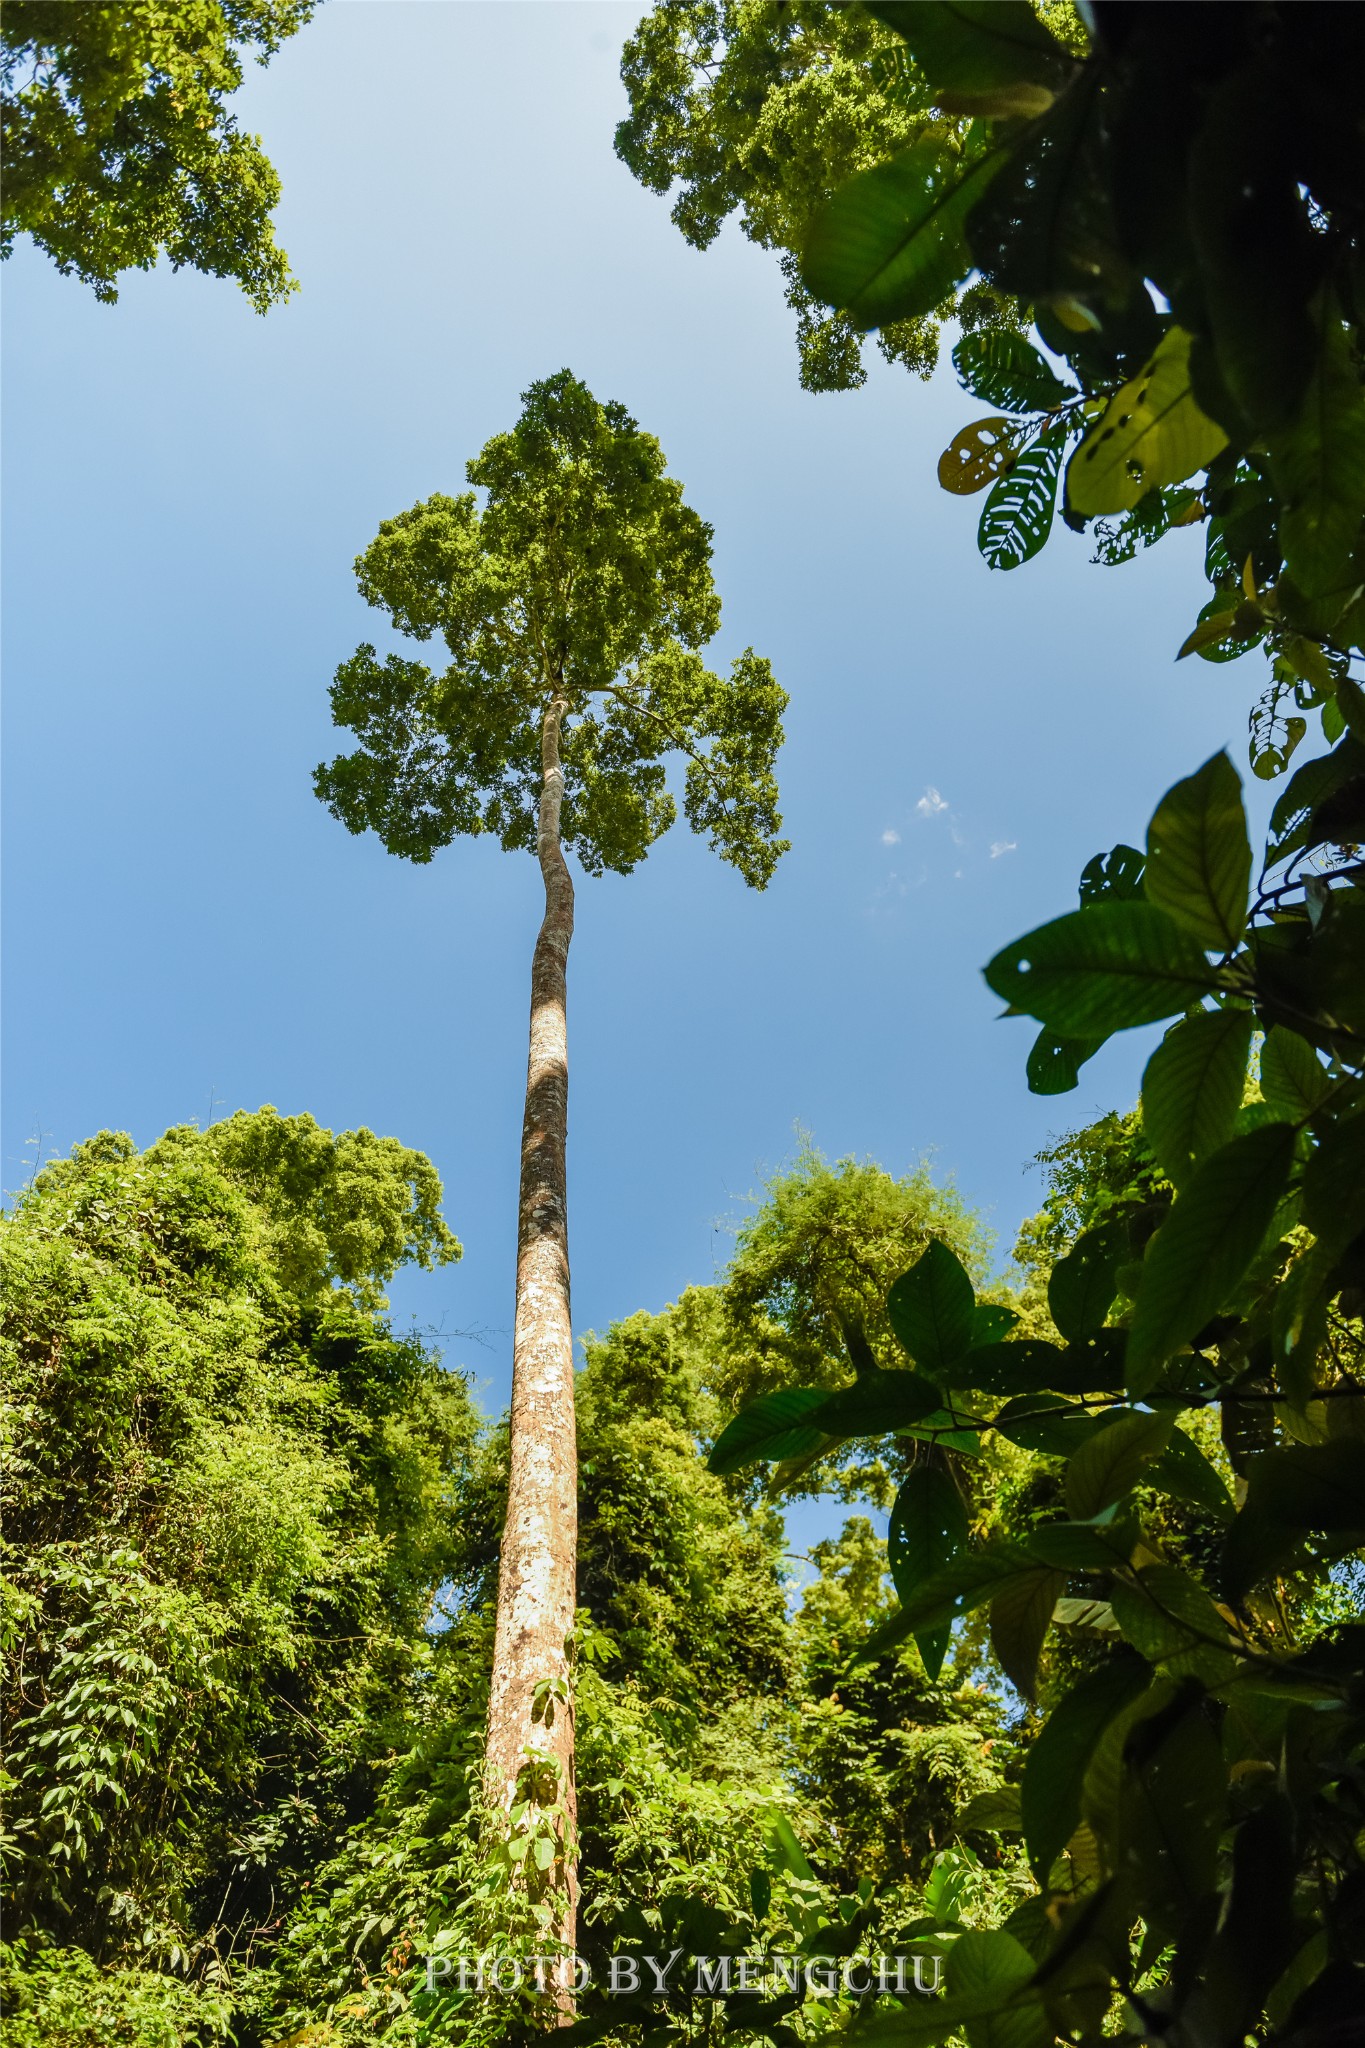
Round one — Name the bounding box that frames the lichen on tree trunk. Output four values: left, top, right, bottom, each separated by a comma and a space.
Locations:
485, 690, 579, 1965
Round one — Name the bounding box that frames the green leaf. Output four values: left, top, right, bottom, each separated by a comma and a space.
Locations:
1066, 1410, 1172, 1519
1117, 1688, 1225, 1937
887, 1239, 977, 1374
991, 1566, 1067, 1700
1144, 751, 1251, 951
1110, 1564, 1236, 1682
1024, 1025, 1104, 1094
1078, 843, 1145, 904
1268, 736, 1365, 860
1337, 675, 1365, 745
707, 1388, 833, 1476
985, 902, 1218, 1036
1146, 1425, 1233, 1518
977, 427, 1065, 569
1126, 1124, 1297, 1394
953, 330, 1076, 413
1269, 295, 1365, 599
1026, 1515, 1136, 1572
1259, 1027, 1333, 1120
815, 1367, 945, 1437
955, 1338, 1068, 1394
851, 1544, 1037, 1665
993, 1394, 1109, 1458
1223, 1438, 1365, 1603
1066, 327, 1229, 517
1048, 1224, 1123, 1342
1302, 1112, 1365, 1266
1141, 1007, 1255, 1189
948, 1928, 1049, 2048
869, 2, 1070, 93
1020, 1656, 1150, 1879
802, 137, 1004, 330
956, 1786, 1023, 1836
890, 1463, 970, 1682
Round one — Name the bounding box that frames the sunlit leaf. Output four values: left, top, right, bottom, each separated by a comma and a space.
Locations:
939, 415, 1016, 494
985, 902, 1218, 1036
1141, 1007, 1254, 1189
1066, 327, 1229, 517
1144, 751, 1251, 952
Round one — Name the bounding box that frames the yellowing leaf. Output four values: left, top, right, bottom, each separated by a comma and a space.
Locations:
939, 416, 1017, 494
1066, 327, 1229, 517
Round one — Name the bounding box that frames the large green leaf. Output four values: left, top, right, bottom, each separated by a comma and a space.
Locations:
1066, 1410, 1172, 1519
1118, 1688, 1225, 1937
887, 1238, 977, 1374
953, 330, 1076, 413
1222, 1438, 1365, 1603
889, 1462, 970, 1680
1126, 1124, 1297, 1394
1259, 1027, 1333, 1120
993, 1394, 1109, 1458
707, 1388, 832, 1476
1146, 1425, 1233, 1518
977, 427, 1065, 569
1048, 1223, 1123, 1342
985, 902, 1218, 1036
851, 1544, 1036, 1665
1266, 734, 1365, 863
1066, 327, 1229, 517
815, 1367, 945, 1436
1269, 294, 1365, 599
1144, 751, 1251, 952
990, 1566, 1068, 1700
1110, 1563, 1238, 1684
1302, 1112, 1365, 1266
802, 137, 1003, 330
955, 1338, 1068, 1395
1141, 1007, 1255, 1189
869, 2, 1070, 93
1020, 1655, 1150, 1879
947, 1928, 1049, 2048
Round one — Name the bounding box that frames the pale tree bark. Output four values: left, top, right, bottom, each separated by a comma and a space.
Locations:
485, 690, 580, 1966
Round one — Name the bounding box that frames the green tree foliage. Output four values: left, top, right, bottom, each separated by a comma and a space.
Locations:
615, 1, 1032, 392
0, 1, 316, 310
316, 368, 786, 887
1, 1110, 470, 2038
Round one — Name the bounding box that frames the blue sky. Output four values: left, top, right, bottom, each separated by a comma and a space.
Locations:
3, 1, 1268, 1477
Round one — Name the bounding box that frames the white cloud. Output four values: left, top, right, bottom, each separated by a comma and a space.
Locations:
881, 827, 901, 846
916, 786, 947, 819
990, 840, 1018, 859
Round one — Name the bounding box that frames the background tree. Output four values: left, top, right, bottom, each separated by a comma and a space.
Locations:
1, 0, 316, 309
314, 367, 787, 1951
615, 0, 1043, 392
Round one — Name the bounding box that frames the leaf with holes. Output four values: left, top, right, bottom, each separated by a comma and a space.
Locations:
978, 428, 1065, 569
1025, 1026, 1106, 1095
939, 416, 1017, 494
953, 330, 1076, 412
1067, 327, 1229, 517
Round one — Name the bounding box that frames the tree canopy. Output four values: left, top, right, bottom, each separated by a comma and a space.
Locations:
1, 0, 315, 309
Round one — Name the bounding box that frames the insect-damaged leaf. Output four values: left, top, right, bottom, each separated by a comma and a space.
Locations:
1066, 327, 1228, 517
978, 428, 1065, 569
939, 416, 1017, 494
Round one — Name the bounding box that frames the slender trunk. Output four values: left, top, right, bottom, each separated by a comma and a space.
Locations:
485, 691, 579, 1967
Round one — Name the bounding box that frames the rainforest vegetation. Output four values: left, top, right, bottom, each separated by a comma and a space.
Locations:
4, 3, 1365, 2047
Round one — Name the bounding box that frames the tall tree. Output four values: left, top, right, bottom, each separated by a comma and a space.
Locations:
314, 368, 787, 1949
1, 0, 316, 309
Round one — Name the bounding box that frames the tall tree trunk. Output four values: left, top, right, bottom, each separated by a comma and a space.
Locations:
485, 691, 579, 1966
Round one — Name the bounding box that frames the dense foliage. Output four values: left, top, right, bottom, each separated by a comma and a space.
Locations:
697, 7, 1365, 2043
0, 1, 314, 308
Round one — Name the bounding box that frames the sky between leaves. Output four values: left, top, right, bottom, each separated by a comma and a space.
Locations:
2, 0, 1273, 1436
